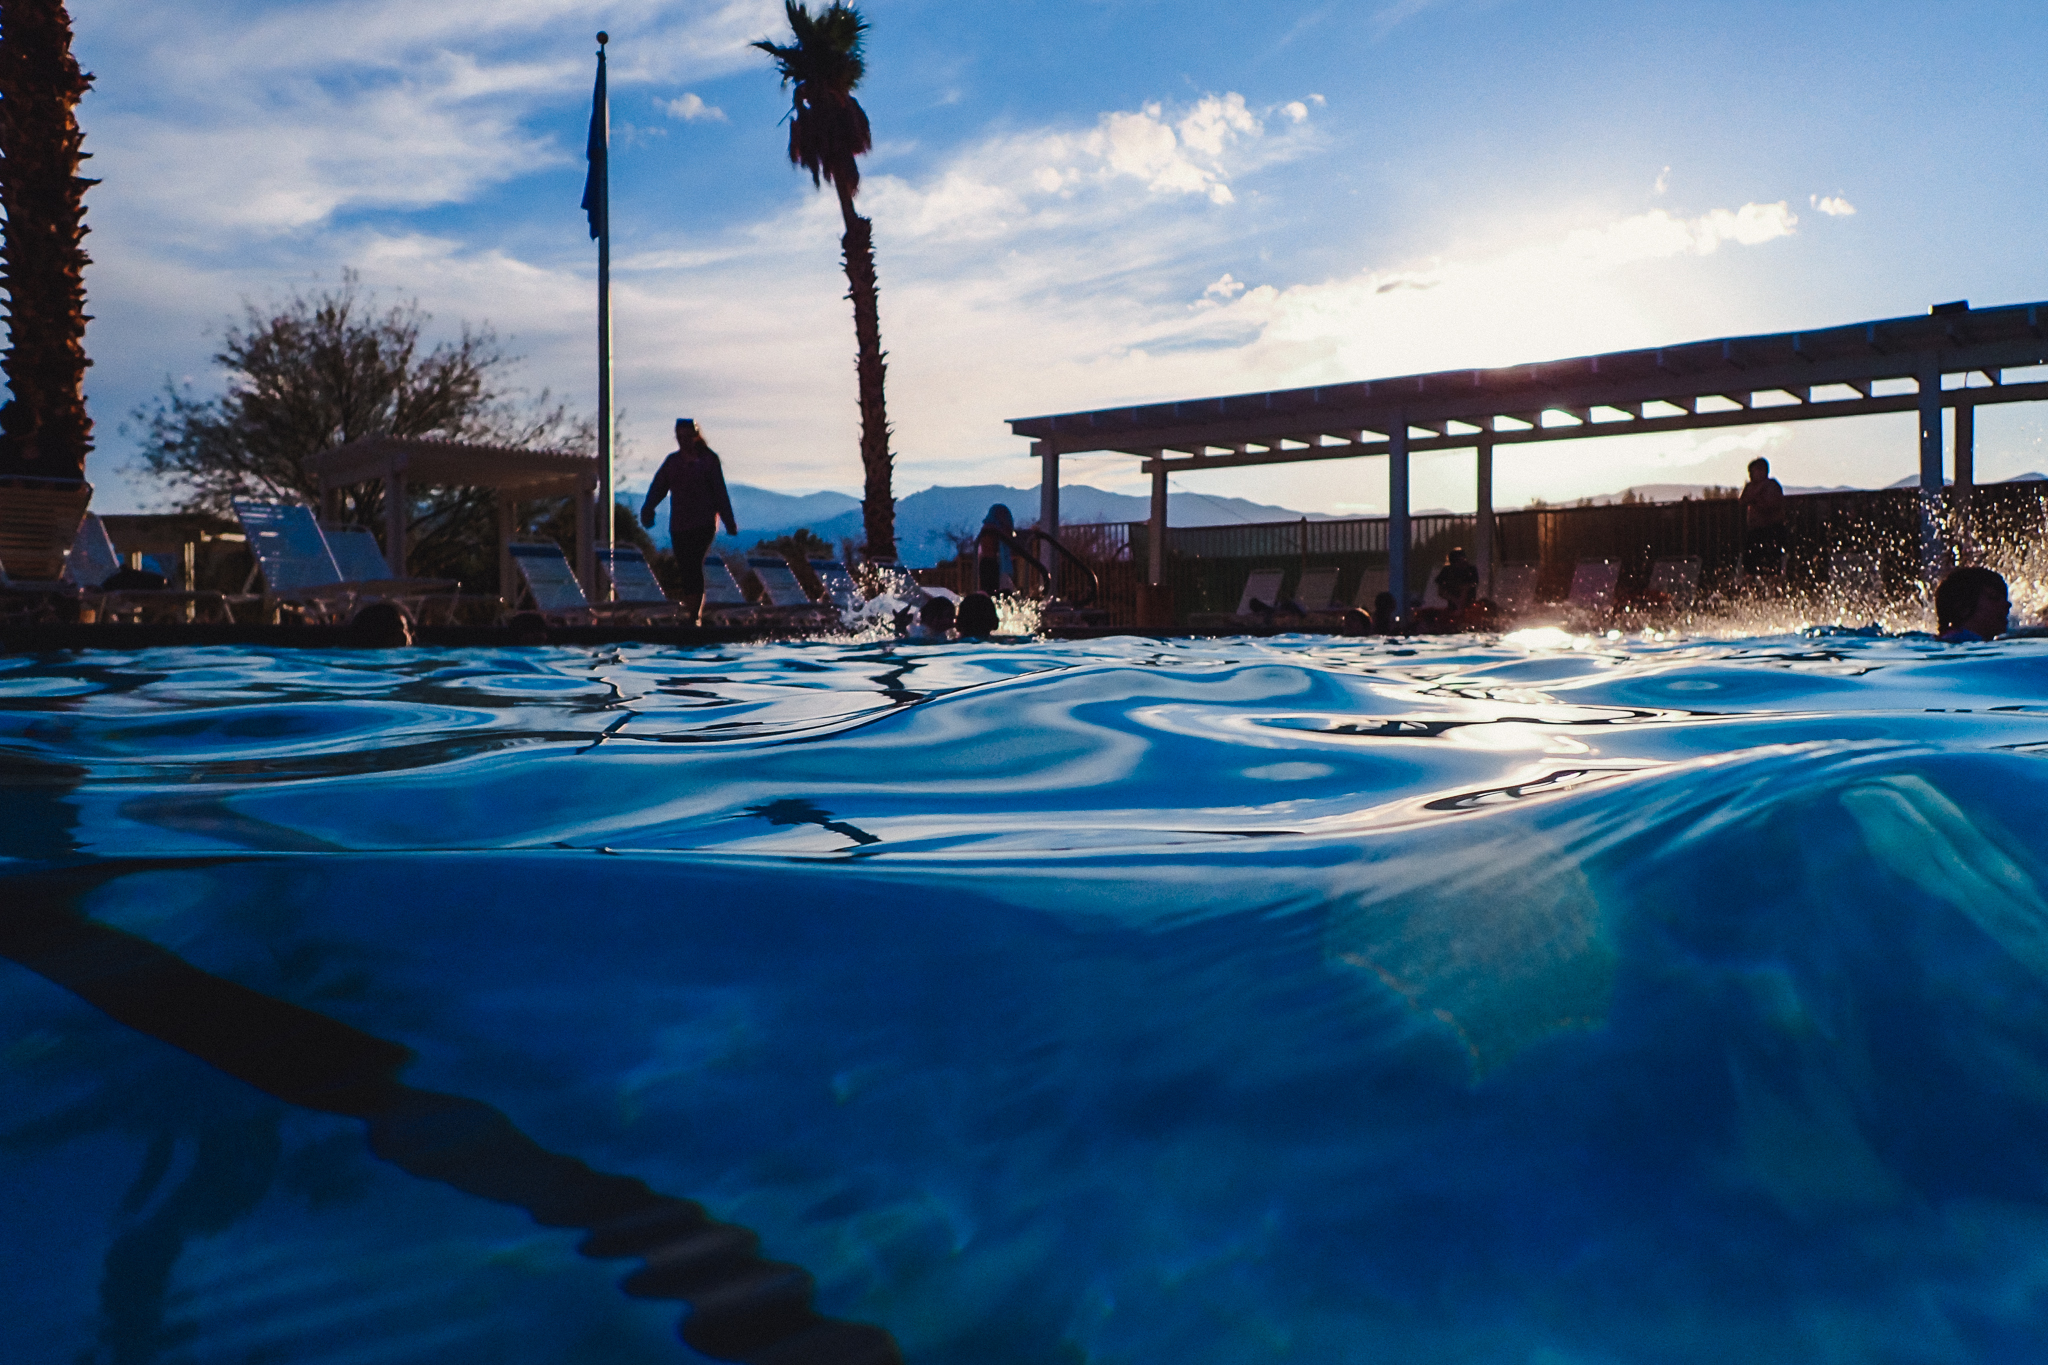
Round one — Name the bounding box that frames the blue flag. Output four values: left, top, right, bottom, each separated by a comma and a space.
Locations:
579, 49, 607, 240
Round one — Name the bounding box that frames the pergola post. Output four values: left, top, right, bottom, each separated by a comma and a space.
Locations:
1147, 454, 1167, 587
496, 493, 516, 608
383, 454, 408, 578
574, 476, 596, 596
1917, 354, 1945, 578
1388, 418, 1410, 619
1036, 440, 1059, 596
1954, 398, 1974, 488
1474, 436, 1494, 597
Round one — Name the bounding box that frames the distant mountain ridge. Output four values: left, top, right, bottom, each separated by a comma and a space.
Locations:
630, 482, 1342, 567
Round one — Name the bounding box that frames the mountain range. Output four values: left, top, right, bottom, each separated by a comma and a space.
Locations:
630, 482, 1344, 567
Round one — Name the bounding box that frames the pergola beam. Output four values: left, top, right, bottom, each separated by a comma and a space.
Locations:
1109, 379, 2048, 474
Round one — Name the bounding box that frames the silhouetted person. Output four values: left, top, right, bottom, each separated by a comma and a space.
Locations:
1436, 547, 1479, 612
641, 418, 738, 623
1372, 590, 1397, 635
976, 504, 1015, 594
1936, 566, 2010, 642
346, 601, 413, 647
956, 591, 1000, 638
910, 595, 956, 639
100, 566, 168, 591
1740, 457, 1786, 575
1339, 607, 1374, 636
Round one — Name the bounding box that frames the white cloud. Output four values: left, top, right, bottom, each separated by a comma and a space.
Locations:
1282, 101, 1310, 123
1653, 165, 1670, 195
659, 92, 727, 123
1204, 273, 1248, 300
1811, 194, 1857, 217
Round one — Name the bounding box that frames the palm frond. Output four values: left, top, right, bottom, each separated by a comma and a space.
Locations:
752, 1, 872, 190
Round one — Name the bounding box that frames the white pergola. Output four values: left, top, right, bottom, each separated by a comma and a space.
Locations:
1011, 300, 2048, 604
307, 437, 601, 599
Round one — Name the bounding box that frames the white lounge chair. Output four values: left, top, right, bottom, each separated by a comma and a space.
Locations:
597, 546, 683, 624
1288, 567, 1342, 614
701, 556, 754, 623
1567, 559, 1620, 614
747, 555, 835, 626
321, 521, 459, 622
1235, 568, 1286, 617
65, 512, 122, 587
233, 500, 351, 621
809, 558, 865, 612
507, 541, 593, 625
1493, 563, 1539, 614
1647, 556, 1701, 608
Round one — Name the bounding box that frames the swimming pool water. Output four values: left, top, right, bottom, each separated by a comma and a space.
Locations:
7, 630, 2048, 1363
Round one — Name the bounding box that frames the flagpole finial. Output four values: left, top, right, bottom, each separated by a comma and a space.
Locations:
596, 31, 608, 45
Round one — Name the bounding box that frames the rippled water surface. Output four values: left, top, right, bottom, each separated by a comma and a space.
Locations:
8, 630, 2048, 1363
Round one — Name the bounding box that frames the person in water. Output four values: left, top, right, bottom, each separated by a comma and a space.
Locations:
1935, 566, 2010, 642
976, 505, 1016, 595
909, 595, 956, 640
1739, 457, 1787, 575
1435, 547, 1480, 612
641, 419, 739, 623
956, 592, 1000, 638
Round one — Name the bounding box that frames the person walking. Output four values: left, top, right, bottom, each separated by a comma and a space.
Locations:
642, 418, 739, 623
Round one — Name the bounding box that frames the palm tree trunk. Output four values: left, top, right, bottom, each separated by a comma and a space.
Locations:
0, 0, 95, 480
836, 183, 894, 561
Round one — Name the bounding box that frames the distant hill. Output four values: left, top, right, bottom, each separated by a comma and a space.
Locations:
629, 481, 1339, 567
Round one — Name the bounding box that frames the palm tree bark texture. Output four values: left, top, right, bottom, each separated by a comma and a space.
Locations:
754, 1, 895, 562
0, 0, 95, 480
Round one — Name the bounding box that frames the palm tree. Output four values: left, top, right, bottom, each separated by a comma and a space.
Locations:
0, 0, 95, 481
754, 1, 895, 561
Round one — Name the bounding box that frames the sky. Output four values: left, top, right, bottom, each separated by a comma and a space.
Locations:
68, 0, 2048, 519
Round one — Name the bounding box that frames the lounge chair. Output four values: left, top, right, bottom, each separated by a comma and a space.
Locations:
809, 558, 865, 613
1567, 559, 1621, 615
701, 556, 754, 623
232, 500, 353, 622
73, 513, 235, 624
1287, 567, 1342, 614
1187, 567, 1287, 632
596, 546, 684, 624
1645, 556, 1701, 609
507, 541, 594, 625
1492, 563, 1538, 615
65, 511, 122, 586
747, 555, 834, 626
321, 521, 459, 622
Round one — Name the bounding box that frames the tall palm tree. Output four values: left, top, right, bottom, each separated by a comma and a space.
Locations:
0, 0, 95, 481
754, 1, 895, 561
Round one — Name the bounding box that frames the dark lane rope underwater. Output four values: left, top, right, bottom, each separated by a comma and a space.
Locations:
0, 861, 902, 1365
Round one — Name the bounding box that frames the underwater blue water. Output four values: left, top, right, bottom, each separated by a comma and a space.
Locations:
6, 629, 2048, 1363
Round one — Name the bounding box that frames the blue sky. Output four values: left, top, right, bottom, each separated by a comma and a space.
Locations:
72, 0, 2048, 517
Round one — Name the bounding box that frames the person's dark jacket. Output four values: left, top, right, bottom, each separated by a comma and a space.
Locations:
644, 447, 737, 535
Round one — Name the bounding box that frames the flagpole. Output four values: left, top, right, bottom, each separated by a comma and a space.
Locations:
594, 31, 614, 598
